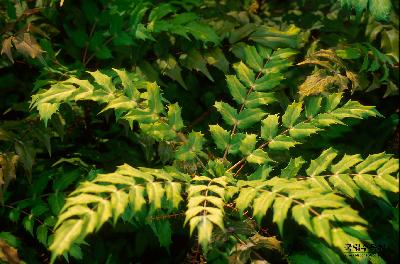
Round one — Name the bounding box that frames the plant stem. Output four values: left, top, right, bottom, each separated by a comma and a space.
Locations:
82, 20, 98, 65
222, 71, 263, 161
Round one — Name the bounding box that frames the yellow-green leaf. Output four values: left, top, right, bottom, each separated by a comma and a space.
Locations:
253, 191, 275, 223
272, 197, 292, 235
282, 102, 303, 128
168, 103, 184, 131
269, 135, 299, 150
306, 148, 338, 177
209, 125, 230, 151
226, 75, 247, 104
246, 149, 271, 164
214, 101, 238, 126
239, 134, 257, 156
292, 204, 313, 231
233, 62, 255, 87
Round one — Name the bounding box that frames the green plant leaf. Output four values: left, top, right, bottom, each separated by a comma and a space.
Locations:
149, 3, 175, 21
268, 135, 299, 150
331, 228, 363, 262
88, 70, 115, 94
175, 132, 204, 161
282, 102, 303, 128
235, 187, 257, 214
292, 205, 313, 231
246, 92, 277, 108
369, 0, 392, 21
37, 103, 59, 126
99, 96, 137, 114
249, 25, 301, 49
36, 224, 48, 245
226, 75, 247, 104
328, 174, 363, 204
233, 62, 255, 87
272, 197, 292, 235
237, 108, 266, 129
246, 149, 271, 164
324, 93, 343, 112
374, 174, 399, 193
157, 56, 187, 90
151, 220, 172, 248
209, 124, 230, 151
165, 182, 183, 209
147, 83, 164, 114
48, 192, 65, 215
254, 72, 285, 91
110, 191, 129, 225
289, 123, 320, 139
308, 177, 332, 192
229, 133, 246, 154
377, 158, 399, 175
336, 48, 362, 60
305, 239, 344, 264
253, 192, 275, 223
243, 45, 263, 71
168, 103, 184, 131
186, 22, 220, 44
196, 217, 213, 250
261, 115, 280, 140
281, 157, 305, 179
147, 182, 165, 210
354, 174, 389, 202
204, 48, 229, 73
321, 208, 368, 225
305, 96, 323, 118
289, 253, 320, 264
355, 153, 391, 174
248, 165, 273, 181
330, 154, 363, 174
180, 49, 213, 81
239, 134, 257, 155
214, 102, 238, 126
306, 148, 338, 177
22, 216, 34, 236
312, 216, 332, 245
50, 219, 84, 263
129, 186, 146, 213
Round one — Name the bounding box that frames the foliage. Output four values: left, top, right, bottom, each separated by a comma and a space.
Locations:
0, 0, 399, 263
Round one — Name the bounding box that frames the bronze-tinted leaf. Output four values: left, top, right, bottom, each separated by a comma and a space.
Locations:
299, 71, 337, 96
1, 37, 14, 63
0, 239, 21, 264
12, 33, 44, 60
345, 71, 361, 92
0, 153, 19, 201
